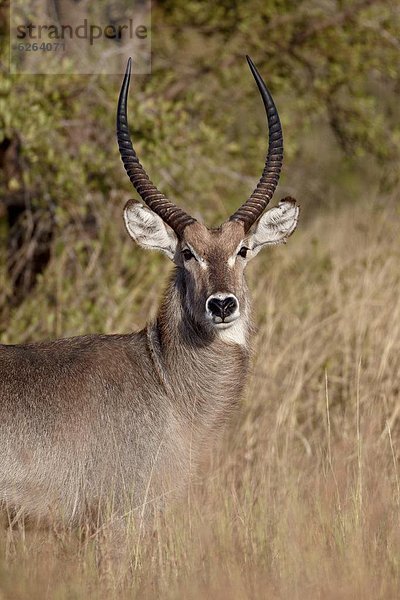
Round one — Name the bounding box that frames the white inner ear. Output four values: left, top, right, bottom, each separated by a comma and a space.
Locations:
249, 198, 299, 256
123, 200, 178, 260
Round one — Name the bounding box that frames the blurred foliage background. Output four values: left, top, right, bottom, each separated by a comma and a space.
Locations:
0, 0, 399, 338
0, 4, 400, 596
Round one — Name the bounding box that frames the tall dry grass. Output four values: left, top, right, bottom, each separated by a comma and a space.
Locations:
1, 196, 400, 599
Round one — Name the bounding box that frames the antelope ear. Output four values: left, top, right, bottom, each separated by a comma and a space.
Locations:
248, 197, 299, 256
123, 200, 178, 260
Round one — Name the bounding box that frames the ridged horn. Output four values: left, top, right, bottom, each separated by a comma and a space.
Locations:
116, 58, 196, 236
230, 56, 284, 232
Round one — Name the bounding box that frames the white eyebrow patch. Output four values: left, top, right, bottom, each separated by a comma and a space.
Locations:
227, 240, 245, 267
186, 243, 208, 269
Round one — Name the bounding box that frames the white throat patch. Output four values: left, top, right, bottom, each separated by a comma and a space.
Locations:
216, 318, 247, 346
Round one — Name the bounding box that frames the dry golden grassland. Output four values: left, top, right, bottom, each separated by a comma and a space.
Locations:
1, 196, 400, 599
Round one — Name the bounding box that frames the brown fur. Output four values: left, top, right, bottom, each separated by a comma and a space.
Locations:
0, 196, 300, 526
0, 220, 252, 525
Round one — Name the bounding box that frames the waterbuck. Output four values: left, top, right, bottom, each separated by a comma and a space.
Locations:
0, 56, 299, 525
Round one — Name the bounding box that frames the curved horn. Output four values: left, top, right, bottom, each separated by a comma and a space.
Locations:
230, 56, 283, 232
117, 58, 196, 235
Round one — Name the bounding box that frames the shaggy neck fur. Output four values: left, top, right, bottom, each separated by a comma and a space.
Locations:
147, 268, 252, 438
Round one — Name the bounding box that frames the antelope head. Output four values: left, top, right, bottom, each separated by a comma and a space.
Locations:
117, 57, 299, 337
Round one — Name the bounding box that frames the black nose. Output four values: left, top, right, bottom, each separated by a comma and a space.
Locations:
207, 296, 238, 320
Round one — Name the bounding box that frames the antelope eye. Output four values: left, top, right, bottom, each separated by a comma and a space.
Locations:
182, 248, 194, 261
238, 246, 249, 258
